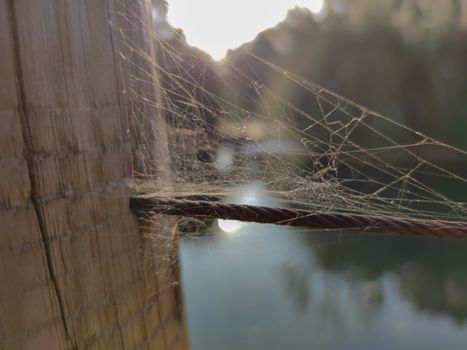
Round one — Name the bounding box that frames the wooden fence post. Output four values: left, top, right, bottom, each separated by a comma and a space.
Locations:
0, 0, 188, 349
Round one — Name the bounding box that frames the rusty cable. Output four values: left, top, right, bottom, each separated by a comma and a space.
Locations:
130, 196, 467, 239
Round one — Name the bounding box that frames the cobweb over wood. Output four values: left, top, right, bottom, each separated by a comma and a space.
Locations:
119, 5, 467, 226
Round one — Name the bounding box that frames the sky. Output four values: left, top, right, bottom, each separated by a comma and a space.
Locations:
166, 0, 324, 60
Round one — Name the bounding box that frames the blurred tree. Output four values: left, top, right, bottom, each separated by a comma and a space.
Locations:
326, 0, 461, 38
224, 1, 467, 150
308, 233, 467, 323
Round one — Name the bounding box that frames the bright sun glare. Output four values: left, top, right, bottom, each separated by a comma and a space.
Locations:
217, 219, 243, 234
167, 0, 324, 60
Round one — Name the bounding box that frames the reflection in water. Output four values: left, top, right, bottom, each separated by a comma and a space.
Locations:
216, 182, 280, 235
180, 183, 467, 350
308, 233, 467, 323
217, 219, 243, 234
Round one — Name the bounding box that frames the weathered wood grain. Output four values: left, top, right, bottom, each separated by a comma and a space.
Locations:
0, 0, 188, 349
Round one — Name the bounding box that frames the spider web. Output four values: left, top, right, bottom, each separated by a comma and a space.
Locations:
117, 3, 467, 229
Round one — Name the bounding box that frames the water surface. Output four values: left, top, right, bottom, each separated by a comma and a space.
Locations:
180, 186, 467, 349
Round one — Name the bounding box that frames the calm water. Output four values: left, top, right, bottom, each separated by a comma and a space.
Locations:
180, 185, 467, 349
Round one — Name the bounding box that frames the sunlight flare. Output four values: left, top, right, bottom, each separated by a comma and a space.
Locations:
217, 219, 243, 234
167, 0, 324, 60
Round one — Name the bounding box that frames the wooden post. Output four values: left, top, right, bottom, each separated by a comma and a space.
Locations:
0, 0, 187, 349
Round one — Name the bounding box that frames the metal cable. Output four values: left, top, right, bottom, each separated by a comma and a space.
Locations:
130, 196, 467, 239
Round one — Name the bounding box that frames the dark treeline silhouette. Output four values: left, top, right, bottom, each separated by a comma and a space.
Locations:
154, 0, 467, 152
224, 0, 467, 150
